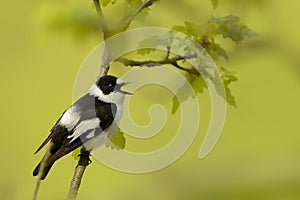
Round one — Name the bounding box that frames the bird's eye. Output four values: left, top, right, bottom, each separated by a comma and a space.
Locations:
108, 83, 114, 89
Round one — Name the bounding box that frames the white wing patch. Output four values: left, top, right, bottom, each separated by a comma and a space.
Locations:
67, 118, 100, 143
86, 130, 96, 139
83, 121, 118, 151
60, 106, 80, 131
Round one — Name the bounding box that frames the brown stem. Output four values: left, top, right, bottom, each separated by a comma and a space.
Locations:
67, 148, 91, 200
116, 53, 200, 75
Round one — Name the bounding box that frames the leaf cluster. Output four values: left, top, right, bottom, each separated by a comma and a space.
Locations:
172, 14, 257, 60
134, 12, 256, 112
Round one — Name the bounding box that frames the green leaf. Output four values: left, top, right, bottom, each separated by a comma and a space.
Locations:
105, 129, 126, 150
211, 15, 258, 44
225, 85, 237, 107
100, 0, 112, 7
172, 21, 229, 60
137, 48, 156, 55
171, 76, 194, 114
172, 75, 207, 114
137, 34, 174, 55
172, 22, 202, 40
211, 0, 219, 9
129, 0, 142, 6
71, 148, 80, 160
205, 41, 228, 60
127, 0, 150, 22
212, 69, 238, 107
222, 73, 238, 107
192, 76, 207, 94
172, 96, 180, 114
137, 37, 158, 55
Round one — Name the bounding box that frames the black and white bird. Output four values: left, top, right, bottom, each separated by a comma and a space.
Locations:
33, 75, 131, 180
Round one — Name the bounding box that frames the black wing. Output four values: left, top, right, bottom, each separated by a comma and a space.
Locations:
34, 111, 66, 154
33, 94, 116, 179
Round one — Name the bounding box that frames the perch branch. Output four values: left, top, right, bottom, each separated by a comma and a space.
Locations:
67, 148, 91, 200
116, 53, 200, 75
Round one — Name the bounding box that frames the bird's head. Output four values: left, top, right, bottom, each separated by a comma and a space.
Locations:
89, 75, 132, 104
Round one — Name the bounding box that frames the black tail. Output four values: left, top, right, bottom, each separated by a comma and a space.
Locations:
32, 161, 55, 180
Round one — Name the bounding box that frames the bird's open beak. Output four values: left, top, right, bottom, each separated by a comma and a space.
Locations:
117, 82, 133, 95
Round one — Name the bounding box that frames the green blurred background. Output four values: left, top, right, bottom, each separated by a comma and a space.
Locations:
1, 0, 300, 199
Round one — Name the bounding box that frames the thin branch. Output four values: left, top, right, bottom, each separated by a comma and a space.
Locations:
93, 0, 109, 38
99, 43, 112, 76
93, 0, 111, 76
33, 143, 54, 200
122, 0, 158, 30
165, 45, 171, 60
67, 148, 91, 200
116, 54, 200, 75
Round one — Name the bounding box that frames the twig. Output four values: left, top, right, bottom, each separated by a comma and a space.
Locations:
67, 148, 91, 200
93, 0, 109, 38
99, 43, 111, 76
116, 54, 200, 75
93, 0, 111, 76
33, 143, 53, 200
122, 0, 158, 30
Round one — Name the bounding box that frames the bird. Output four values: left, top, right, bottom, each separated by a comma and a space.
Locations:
32, 75, 131, 180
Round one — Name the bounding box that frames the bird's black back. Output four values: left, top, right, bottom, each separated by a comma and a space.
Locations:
33, 94, 117, 179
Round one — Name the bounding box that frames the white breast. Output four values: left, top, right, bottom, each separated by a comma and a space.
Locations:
83, 104, 123, 151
